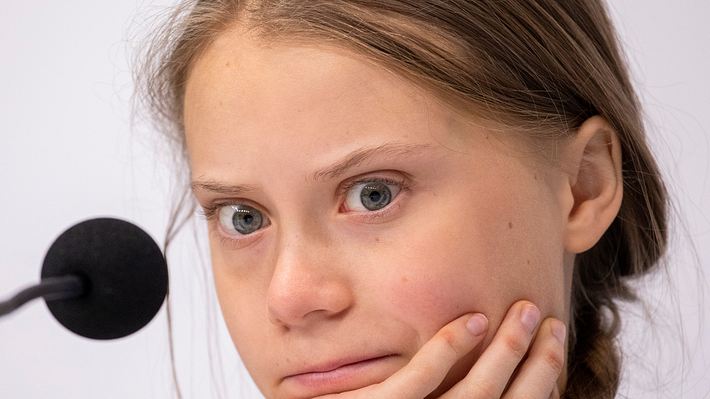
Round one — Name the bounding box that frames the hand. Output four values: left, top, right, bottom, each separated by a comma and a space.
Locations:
313, 300, 566, 398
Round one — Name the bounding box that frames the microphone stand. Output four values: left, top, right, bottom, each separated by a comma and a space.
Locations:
0, 275, 85, 317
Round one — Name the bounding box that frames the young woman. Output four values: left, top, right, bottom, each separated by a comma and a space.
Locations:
134, 1, 668, 398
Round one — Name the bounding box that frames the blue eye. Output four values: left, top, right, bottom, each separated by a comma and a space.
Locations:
218, 204, 267, 236
344, 179, 402, 212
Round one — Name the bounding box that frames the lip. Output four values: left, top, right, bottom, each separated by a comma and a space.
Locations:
283, 353, 396, 392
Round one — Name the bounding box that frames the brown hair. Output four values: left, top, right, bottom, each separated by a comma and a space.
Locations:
132, 1, 669, 398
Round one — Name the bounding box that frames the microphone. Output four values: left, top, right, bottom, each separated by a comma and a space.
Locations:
0, 217, 168, 340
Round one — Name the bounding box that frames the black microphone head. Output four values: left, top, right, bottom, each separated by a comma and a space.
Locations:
41, 217, 168, 340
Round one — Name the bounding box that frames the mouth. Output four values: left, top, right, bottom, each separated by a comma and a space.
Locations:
283, 353, 398, 395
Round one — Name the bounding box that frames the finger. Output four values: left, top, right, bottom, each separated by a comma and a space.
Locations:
502, 318, 566, 398
313, 312, 489, 399
441, 300, 541, 399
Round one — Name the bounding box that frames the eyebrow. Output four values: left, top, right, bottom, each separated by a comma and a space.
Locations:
311, 141, 433, 180
191, 141, 433, 195
190, 180, 259, 196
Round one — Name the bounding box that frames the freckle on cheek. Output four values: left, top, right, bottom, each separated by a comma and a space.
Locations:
508, 221, 513, 229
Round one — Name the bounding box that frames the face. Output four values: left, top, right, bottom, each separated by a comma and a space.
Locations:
184, 25, 573, 399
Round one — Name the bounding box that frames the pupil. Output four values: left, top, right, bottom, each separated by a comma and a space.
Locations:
369, 191, 381, 202
243, 214, 253, 225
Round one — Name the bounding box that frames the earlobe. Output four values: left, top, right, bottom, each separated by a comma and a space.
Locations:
560, 115, 624, 254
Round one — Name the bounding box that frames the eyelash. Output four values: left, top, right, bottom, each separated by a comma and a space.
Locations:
198, 175, 411, 245
338, 177, 410, 220
338, 176, 410, 209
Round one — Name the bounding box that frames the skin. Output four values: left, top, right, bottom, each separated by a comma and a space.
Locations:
183, 22, 623, 399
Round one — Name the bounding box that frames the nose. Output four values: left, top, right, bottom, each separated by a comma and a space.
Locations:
266, 233, 353, 329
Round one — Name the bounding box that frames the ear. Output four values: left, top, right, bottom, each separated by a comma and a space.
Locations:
559, 115, 624, 254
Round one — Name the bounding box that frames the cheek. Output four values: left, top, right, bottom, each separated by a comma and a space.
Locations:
374, 175, 565, 350
371, 221, 495, 351
210, 262, 280, 394
384, 268, 471, 348
208, 240, 271, 362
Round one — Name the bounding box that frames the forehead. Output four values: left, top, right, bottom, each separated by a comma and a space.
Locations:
186, 25, 436, 114
182, 26, 485, 180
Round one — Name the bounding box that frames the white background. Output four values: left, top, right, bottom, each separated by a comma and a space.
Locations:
0, 1, 708, 398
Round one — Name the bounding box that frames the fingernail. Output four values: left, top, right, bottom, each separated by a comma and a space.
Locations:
466, 313, 488, 336
551, 320, 567, 345
520, 304, 540, 334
